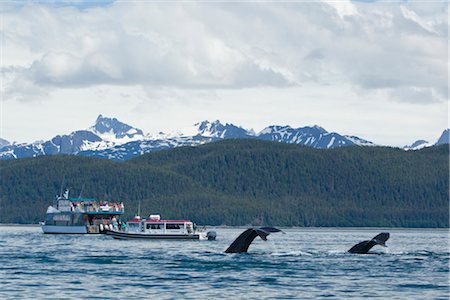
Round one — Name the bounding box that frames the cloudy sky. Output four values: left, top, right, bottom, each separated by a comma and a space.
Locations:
1, 0, 448, 146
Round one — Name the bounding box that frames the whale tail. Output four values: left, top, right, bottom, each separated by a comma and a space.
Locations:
225, 227, 283, 253
371, 232, 389, 247
348, 232, 390, 254
256, 227, 283, 241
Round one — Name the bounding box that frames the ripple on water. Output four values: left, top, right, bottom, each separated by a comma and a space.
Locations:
397, 283, 446, 289
0, 227, 448, 299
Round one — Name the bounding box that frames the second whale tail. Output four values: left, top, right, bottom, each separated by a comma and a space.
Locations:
348, 232, 390, 254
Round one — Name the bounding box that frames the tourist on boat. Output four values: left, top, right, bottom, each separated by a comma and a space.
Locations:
112, 217, 118, 230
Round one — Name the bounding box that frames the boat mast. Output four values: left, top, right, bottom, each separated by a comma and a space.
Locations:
137, 199, 141, 218
55, 175, 65, 207
78, 184, 85, 198
59, 175, 65, 199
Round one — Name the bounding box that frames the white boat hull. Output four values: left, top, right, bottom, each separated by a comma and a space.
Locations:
41, 225, 87, 234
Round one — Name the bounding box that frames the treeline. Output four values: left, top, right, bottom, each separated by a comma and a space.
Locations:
0, 140, 448, 227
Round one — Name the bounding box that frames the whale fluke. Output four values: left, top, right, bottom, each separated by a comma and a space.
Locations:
225, 227, 283, 253
348, 232, 390, 254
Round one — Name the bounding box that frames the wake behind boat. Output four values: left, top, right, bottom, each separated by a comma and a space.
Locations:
105, 214, 216, 240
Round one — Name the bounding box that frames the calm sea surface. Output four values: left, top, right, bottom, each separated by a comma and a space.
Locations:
0, 226, 448, 299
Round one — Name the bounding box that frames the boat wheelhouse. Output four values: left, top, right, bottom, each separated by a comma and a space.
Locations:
105, 214, 216, 240
41, 190, 124, 234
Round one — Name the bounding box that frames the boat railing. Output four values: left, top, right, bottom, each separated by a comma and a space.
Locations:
58, 201, 125, 214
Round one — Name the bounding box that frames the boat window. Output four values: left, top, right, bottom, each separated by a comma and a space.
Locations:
72, 214, 85, 226
146, 223, 162, 230
166, 224, 182, 230
128, 223, 139, 228
45, 214, 55, 222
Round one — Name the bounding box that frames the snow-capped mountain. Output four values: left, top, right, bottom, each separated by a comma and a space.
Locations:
0, 138, 9, 148
403, 129, 449, 151
0, 130, 102, 159
195, 120, 253, 139
165, 120, 254, 139
435, 129, 449, 146
343, 135, 375, 147
403, 140, 431, 151
0, 115, 446, 161
80, 122, 376, 160
89, 115, 144, 142
80, 120, 253, 160
256, 125, 372, 148
0, 115, 142, 159
79, 135, 214, 160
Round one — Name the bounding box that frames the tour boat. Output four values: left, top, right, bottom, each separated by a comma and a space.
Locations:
104, 214, 216, 240
41, 190, 124, 234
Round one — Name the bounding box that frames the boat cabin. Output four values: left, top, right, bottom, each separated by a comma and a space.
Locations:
126, 215, 195, 235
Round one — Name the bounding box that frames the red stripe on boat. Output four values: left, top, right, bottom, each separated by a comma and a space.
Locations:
127, 219, 191, 223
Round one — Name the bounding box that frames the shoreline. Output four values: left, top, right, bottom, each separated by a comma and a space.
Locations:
0, 224, 448, 230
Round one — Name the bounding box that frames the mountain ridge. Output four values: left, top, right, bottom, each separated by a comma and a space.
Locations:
0, 115, 447, 160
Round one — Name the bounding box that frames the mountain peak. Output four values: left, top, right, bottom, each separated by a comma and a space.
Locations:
197, 120, 221, 130
435, 129, 449, 145
259, 124, 327, 136
90, 115, 143, 141
312, 125, 327, 133
193, 120, 252, 139
403, 139, 430, 150
0, 137, 10, 149
94, 115, 120, 129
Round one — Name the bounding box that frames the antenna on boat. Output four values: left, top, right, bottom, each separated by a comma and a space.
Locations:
78, 184, 85, 198
134, 199, 141, 220
59, 175, 65, 199
137, 199, 141, 218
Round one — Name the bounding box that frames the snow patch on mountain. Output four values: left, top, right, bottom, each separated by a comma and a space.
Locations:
403, 140, 431, 151
257, 125, 355, 149
168, 120, 253, 139
403, 129, 449, 150
0, 138, 10, 149
0, 148, 16, 159
344, 135, 375, 146
80, 135, 214, 160
88, 114, 144, 144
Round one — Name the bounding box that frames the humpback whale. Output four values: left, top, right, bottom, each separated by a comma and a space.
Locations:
225, 227, 283, 253
348, 232, 390, 254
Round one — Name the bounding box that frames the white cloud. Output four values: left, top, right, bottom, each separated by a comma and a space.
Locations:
389, 87, 442, 105
3, 2, 447, 98
3, 2, 291, 97
324, 0, 358, 18
0, 1, 448, 145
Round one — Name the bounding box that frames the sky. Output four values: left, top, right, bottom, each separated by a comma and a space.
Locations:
0, 0, 448, 146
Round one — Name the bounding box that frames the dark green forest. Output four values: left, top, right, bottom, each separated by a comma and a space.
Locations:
0, 140, 448, 227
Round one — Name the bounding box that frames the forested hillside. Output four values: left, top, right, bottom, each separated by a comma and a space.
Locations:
0, 140, 448, 227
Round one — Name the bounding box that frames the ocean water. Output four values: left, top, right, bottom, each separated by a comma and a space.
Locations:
0, 226, 448, 299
